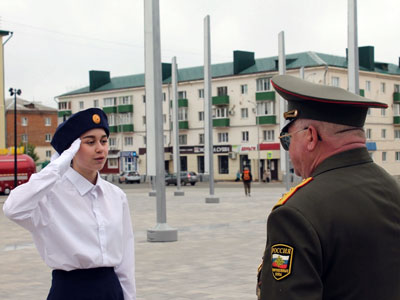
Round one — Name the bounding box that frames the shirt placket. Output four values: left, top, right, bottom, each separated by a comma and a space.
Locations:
91, 187, 107, 264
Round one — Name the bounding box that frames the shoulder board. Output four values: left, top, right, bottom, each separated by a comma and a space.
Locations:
273, 177, 313, 210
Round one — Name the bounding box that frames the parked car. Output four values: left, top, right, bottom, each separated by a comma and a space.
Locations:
165, 171, 198, 186
125, 172, 141, 184
118, 172, 128, 183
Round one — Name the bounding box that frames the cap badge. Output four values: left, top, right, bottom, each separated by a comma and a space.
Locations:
271, 244, 294, 280
284, 110, 298, 120
92, 114, 101, 124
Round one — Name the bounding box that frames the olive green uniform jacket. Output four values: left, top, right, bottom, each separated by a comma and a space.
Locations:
259, 147, 400, 300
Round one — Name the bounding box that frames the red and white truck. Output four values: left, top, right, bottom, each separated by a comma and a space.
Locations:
0, 154, 36, 195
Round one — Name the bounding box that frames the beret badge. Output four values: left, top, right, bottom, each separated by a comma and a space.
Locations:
92, 114, 101, 124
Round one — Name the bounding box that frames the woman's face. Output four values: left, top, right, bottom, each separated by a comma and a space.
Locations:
72, 128, 108, 180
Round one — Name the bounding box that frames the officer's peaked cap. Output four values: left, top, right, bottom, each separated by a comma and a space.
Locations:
51, 108, 110, 154
271, 75, 388, 133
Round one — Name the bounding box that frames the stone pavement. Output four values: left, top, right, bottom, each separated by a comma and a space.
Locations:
0, 181, 286, 300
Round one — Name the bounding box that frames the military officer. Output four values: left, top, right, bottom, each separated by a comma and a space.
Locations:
258, 75, 400, 300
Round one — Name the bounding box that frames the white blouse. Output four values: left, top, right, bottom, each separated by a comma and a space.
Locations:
3, 153, 136, 300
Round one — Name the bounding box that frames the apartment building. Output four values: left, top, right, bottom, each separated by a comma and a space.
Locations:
57, 46, 400, 180
5, 98, 58, 163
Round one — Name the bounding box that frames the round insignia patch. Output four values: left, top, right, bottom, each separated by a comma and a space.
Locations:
92, 114, 101, 124
271, 244, 294, 280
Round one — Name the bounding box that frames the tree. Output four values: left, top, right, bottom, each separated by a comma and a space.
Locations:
20, 142, 39, 162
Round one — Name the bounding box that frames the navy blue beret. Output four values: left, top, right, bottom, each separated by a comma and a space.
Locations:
51, 108, 110, 154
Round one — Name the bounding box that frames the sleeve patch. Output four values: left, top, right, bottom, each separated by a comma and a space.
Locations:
271, 244, 294, 280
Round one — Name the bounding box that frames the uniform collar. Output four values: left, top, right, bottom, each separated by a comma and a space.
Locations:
65, 167, 104, 196
312, 147, 372, 178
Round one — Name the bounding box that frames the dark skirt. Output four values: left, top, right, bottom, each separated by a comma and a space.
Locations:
47, 267, 124, 300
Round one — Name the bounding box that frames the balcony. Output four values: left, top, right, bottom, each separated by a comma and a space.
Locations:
103, 106, 117, 113
257, 115, 276, 125
213, 118, 230, 127
179, 121, 189, 130
212, 95, 229, 106
394, 92, 400, 102
256, 91, 276, 101
178, 99, 188, 107
58, 110, 72, 118
394, 116, 400, 125
109, 125, 118, 133
118, 124, 134, 132
117, 104, 133, 113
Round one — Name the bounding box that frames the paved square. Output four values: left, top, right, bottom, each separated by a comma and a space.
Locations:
0, 181, 285, 300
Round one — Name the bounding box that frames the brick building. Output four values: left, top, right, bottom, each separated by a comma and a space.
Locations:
5, 98, 58, 163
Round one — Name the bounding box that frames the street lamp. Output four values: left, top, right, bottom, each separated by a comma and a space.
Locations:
9, 88, 21, 188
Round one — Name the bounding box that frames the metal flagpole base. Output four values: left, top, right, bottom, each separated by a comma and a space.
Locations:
205, 196, 219, 203
149, 190, 156, 197
147, 223, 178, 242
174, 190, 184, 196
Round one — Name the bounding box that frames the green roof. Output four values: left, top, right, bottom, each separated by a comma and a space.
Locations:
59, 51, 400, 98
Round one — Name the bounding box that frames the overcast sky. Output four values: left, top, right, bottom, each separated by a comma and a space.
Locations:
1, 0, 399, 108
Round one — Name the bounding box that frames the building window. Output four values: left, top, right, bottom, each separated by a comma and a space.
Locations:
366, 128, 372, 139
21, 117, 28, 126
93, 99, 99, 107
163, 92, 166, 102
199, 133, 204, 144
119, 96, 132, 105
331, 77, 340, 87
380, 82, 386, 93
21, 134, 28, 143
241, 84, 248, 94
104, 97, 116, 107
394, 104, 400, 116
143, 136, 146, 145
197, 156, 204, 173
163, 114, 167, 124
365, 81, 371, 92
46, 150, 52, 158
395, 84, 400, 93
142, 116, 146, 125
45, 134, 51, 142
256, 78, 271, 91
79, 101, 84, 110
218, 156, 229, 174
120, 112, 132, 125
263, 130, 275, 141
58, 101, 71, 110
180, 156, 188, 171
242, 131, 249, 142
381, 108, 386, 116
198, 111, 204, 121
178, 108, 188, 121
109, 137, 116, 148
107, 114, 116, 126
382, 152, 387, 162
45, 117, 51, 126
142, 95, 146, 103
217, 86, 228, 96
396, 152, 400, 162
178, 91, 187, 99
241, 108, 248, 119
218, 132, 229, 143
108, 158, 118, 169
179, 134, 187, 145
198, 89, 204, 99
124, 136, 133, 146
213, 107, 228, 118
257, 101, 274, 115
395, 129, 400, 139
381, 129, 386, 139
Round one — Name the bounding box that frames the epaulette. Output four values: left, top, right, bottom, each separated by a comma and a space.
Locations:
273, 177, 313, 210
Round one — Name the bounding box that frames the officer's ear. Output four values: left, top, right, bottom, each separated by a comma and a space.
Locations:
306, 126, 321, 151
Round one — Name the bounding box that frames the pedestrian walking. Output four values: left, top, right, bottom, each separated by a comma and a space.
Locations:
242, 167, 252, 196
257, 75, 400, 300
3, 108, 136, 300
